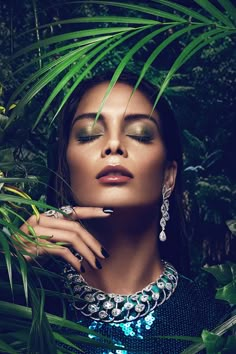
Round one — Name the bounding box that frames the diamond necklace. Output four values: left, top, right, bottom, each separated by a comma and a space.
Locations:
63, 261, 178, 323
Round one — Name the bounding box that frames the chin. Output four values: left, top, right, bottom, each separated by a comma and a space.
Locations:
75, 198, 157, 209
73, 189, 158, 208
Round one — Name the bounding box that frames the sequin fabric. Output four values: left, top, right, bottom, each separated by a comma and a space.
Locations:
59, 274, 229, 354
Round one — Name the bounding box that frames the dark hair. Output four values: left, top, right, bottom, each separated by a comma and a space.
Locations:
47, 71, 189, 274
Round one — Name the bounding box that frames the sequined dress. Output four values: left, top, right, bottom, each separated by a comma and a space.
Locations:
59, 262, 228, 354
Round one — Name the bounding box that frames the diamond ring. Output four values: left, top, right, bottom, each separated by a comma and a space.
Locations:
44, 209, 60, 218
75, 252, 83, 262
60, 205, 74, 216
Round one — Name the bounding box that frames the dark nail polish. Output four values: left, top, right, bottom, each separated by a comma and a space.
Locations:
80, 265, 85, 273
101, 247, 110, 258
103, 208, 113, 214
95, 258, 102, 270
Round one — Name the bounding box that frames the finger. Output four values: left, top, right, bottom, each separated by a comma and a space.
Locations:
24, 244, 84, 273
36, 216, 109, 260
43, 206, 113, 220
49, 246, 85, 273
31, 226, 102, 270
21, 207, 111, 230
70, 207, 113, 220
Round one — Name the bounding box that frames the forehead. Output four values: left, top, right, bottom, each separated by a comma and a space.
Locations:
74, 82, 158, 119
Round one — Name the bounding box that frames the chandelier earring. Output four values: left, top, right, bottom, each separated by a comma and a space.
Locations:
159, 185, 172, 242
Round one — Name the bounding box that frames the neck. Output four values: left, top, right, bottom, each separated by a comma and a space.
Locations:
82, 206, 163, 294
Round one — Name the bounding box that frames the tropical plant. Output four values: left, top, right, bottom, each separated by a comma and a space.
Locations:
2, 0, 236, 129
0, 0, 236, 353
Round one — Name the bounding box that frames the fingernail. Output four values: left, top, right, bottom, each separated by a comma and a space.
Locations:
101, 247, 110, 258
80, 265, 85, 273
103, 208, 113, 214
95, 258, 102, 269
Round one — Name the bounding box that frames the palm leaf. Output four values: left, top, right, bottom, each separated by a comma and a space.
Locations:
216, 0, 236, 24
151, 0, 212, 23
3, 185, 40, 220
0, 279, 78, 306
0, 340, 17, 354
11, 26, 135, 59
17, 15, 160, 38
53, 332, 83, 352
0, 177, 38, 184
50, 26, 151, 126
16, 255, 29, 305
0, 193, 59, 211
39, 25, 170, 127
6, 0, 235, 125
0, 230, 13, 293
0, 301, 118, 344
7, 45, 100, 123
28, 285, 57, 354
34, 35, 122, 127
69, 1, 187, 22
9, 26, 153, 126
91, 24, 183, 123
194, 0, 234, 27
13, 35, 115, 75
151, 28, 230, 112
128, 23, 204, 104
7, 43, 97, 110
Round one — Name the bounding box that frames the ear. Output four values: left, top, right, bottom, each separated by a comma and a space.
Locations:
164, 160, 178, 192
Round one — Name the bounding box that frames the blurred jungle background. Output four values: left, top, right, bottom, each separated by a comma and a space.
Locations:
0, 0, 235, 353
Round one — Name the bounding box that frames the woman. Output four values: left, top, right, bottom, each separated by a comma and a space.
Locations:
21, 72, 228, 353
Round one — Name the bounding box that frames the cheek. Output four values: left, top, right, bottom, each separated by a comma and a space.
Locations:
66, 145, 96, 186
139, 146, 166, 178
137, 149, 166, 197
66, 146, 84, 181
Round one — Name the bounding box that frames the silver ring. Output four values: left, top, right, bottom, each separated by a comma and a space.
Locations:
44, 209, 59, 218
60, 205, 74, 215
75, 252, 83, 262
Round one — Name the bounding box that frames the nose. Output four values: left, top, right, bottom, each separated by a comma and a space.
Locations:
101, 137, 128, 157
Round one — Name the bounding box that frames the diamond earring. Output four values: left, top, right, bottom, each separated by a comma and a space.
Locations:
159, 185, 172, 242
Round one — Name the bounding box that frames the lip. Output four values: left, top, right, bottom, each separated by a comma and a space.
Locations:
96, 165, 133, 184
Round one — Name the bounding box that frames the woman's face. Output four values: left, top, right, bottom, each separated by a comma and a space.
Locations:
66, 82, 177, 208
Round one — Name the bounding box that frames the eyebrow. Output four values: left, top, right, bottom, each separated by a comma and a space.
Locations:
72, 113, 160, 128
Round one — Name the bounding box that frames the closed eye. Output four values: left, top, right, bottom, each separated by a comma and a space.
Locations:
77, 135, 102, 143
127, 134, 153, 143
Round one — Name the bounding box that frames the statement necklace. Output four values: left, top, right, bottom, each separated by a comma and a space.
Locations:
63, 261, 178, 323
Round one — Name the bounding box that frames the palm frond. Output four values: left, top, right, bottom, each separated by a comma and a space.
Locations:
194, 0, 234, 27
151, 28, 229, 112
13, 36, 114, 75
11, 26, 135, 59
49, 26, 151, 126
0, 231, 13, 293
6, 0, 235, 128
150, 0, 212, 23
16, 15, 160, 38
0, 301, 123, 352
216, 0, 236, 24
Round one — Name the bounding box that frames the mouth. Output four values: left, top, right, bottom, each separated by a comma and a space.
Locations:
96, 166, 133, 184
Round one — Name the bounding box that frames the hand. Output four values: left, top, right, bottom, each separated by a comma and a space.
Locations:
19, 207, 112, 273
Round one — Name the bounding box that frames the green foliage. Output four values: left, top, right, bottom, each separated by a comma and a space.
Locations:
0, 0, 235, 353
1, 0, 235, 130
226, 220, 236, 236
204, 262, 236, 287
0, 300, 121, 353
201, 329, 233, 354
204, 262, 236, 305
